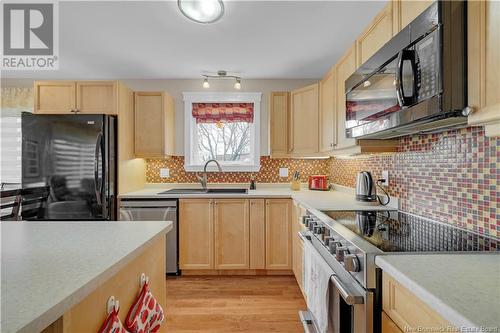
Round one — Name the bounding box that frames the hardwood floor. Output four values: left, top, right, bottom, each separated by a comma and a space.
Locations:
165, 275, 306, 332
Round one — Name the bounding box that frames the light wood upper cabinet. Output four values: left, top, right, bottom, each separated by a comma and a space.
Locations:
265, 199, 292, 270
392, 0, 433, 32
76, 81, 117, 114
34, 80, 118, 114
335, 45, 358, 151
249, 199, 266, 270
269, 92, 290, 157
34, 81, 76, 114
290, 83, 319, 156
214, 199, 250, 270
179, 199, 214, 270
319, 66, 337, 153
467, 0, 500, 137
134, 92, 175, 158
356, 2, 394, 66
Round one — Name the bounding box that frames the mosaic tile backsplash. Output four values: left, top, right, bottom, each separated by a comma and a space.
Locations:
146, 156, 330, 184
330, 127, 499, 238
146, 126, 499, 238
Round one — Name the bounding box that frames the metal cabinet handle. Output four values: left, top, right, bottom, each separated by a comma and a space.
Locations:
331, 275, 364, 305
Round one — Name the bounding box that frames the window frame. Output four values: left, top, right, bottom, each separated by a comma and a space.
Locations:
182, 92, 262, 172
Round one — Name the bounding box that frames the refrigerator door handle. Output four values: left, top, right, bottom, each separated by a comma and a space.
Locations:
94, 132, 103, 205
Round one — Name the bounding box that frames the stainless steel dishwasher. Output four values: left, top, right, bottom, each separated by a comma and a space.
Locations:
119, 199, 178, 275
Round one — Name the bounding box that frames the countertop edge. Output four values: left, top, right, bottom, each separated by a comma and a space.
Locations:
375, 256, 477, 329
19, 222, 173, 333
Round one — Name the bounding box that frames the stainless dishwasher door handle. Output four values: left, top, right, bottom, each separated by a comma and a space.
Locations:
331, 275, 364, 305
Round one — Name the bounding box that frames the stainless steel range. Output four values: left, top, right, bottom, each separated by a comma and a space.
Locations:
299, 208, 499, 333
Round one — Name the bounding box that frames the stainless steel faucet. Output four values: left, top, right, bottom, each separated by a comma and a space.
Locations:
197, 159, 222, 191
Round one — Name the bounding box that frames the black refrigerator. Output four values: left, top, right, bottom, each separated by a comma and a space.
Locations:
21, 113, 117, 220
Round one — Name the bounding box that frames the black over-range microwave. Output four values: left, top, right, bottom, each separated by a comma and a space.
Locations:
345, 1, 468, 139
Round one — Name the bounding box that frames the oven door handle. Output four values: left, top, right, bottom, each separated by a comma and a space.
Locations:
331, 275, 364, 305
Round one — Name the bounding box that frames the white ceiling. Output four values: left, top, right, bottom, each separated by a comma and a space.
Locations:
1, 1, 386, 80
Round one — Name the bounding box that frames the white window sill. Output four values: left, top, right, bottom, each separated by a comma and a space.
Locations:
184, 164, 261, 172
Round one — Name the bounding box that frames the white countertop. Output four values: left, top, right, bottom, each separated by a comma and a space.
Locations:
376, 254, 500, 329
1, 221, 172, 333
119, 184, 398, 212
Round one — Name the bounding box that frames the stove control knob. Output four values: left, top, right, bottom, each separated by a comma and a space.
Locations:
302, 216, 310, 225
329, 241, 341, 255
335, 246, 349, 262
308, 222, 317, 231
314, 226, 324, 235
324, 236, 334, 246
344, 254, 360, 272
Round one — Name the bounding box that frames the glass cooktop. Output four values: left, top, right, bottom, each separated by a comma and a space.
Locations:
322, 211, 499, 253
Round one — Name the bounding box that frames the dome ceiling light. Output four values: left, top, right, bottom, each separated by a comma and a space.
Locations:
178, 0, 225, 24
202, 70, 242, 90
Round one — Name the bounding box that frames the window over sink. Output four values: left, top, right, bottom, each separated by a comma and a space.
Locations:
183, 92, 262, 172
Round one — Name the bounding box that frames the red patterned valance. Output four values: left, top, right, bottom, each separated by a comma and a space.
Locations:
192, 103, 254, 124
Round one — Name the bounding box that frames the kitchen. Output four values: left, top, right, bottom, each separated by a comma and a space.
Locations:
1, 0, 499, 332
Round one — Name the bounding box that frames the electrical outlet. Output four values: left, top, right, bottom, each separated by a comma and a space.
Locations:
160, 168, 170, 178
381, 170, 389, 186
279, 168, 289, 177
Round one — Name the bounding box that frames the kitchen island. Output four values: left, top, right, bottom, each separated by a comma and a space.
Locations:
376, 254, 500, 331
1, 221, 172, 333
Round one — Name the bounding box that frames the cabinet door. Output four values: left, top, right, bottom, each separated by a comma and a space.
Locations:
335, 45, 358, 150
34, 81, 76, 114
467, 0, 500, 137
249, 199, 265, 269
356, 2, 394, 65
382, 311, 403, 333
265, 199, 292, 270
394, 0, 433, 32
269, 92, 290, 157
319, 66, 337, 152
290, 83, 319, 155
214, 199, 249, 269
179, 199, 214, 269
134, 92, 170, 158
76, 81, 117, 114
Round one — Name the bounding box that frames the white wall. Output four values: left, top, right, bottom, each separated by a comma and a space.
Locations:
1, 78, 317, 155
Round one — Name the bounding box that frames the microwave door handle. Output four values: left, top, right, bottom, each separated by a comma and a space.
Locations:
396, 51, 404, 107
397, 49, 417, 106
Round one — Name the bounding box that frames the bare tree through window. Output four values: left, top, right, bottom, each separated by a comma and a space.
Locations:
196, 121, 251, 163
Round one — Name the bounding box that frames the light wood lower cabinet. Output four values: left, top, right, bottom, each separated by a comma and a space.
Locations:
180, 198, 292, 272
249, 199, 266, 269
265, 199, 292, 269
214, 199, 249, 269
382, 311, 403, 333
383, 272, 456, 332
179, 199, 214, 269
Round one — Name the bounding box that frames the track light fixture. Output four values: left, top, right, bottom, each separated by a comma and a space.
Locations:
202, 70, 242, 90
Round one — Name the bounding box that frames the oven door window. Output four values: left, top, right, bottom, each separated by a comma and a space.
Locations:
345, 57, 400, 130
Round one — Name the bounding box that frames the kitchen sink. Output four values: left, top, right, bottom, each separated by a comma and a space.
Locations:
159, 188, 248, 195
